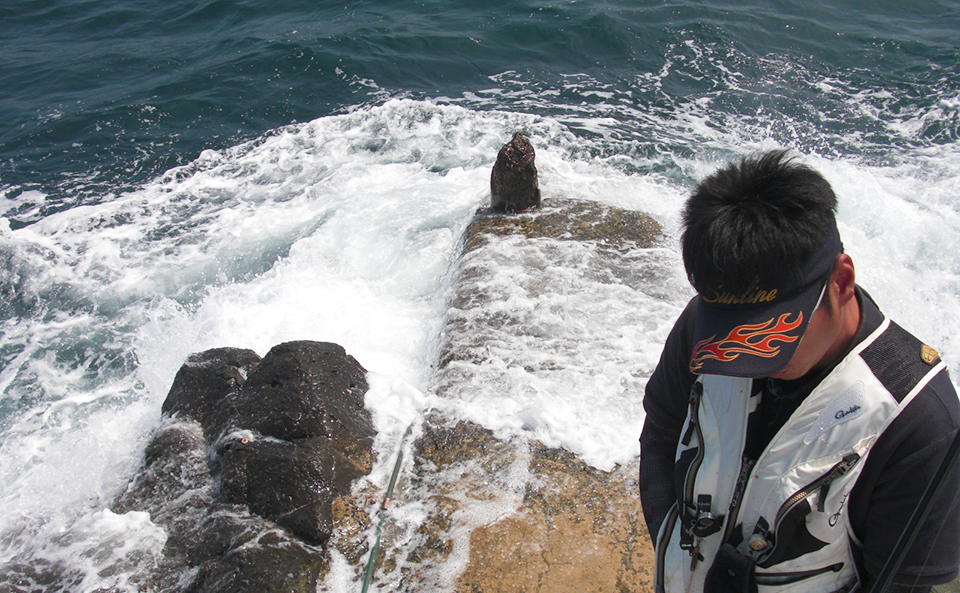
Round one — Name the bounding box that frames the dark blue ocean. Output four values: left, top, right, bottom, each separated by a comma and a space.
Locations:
2, 0, 959, 590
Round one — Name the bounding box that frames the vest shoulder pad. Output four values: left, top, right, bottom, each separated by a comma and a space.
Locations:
860, 321, 942, 403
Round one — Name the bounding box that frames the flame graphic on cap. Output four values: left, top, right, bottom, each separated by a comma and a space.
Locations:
690, 313, 803, 373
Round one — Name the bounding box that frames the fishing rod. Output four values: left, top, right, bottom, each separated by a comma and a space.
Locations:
361, 424, 413, 593
867, 424, 960, 593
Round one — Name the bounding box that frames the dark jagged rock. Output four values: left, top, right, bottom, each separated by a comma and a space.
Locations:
220, 341, 372, 457
161, 347, 261, 441
110, 340, 376, 593
116, 421, 210, 520
0, 559, 84, 593
217, 435, 367, 544
210, 341, 374, 543
184, 531, 326, 593
490, 132, 541, 213
112, 418, 280, 592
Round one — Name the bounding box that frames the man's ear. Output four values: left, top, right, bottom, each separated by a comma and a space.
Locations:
832, 253, 856, 307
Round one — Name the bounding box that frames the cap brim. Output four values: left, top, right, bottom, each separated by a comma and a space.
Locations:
689, 279, 825, 377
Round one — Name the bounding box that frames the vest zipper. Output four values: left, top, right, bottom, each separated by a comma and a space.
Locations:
655, 503, 680, 593
683, 381, 705, 504
772, 452, 860, 531
752, 452, 861, 564
754, 562, 844, 586
722, 456, 756, 543
679, 382, 709, 565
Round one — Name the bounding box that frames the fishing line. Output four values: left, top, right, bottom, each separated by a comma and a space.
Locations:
868, 424, 960, 593
905, 478, 960, 592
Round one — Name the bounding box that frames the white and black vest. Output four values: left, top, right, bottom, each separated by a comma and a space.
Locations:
655, 318, 946, 593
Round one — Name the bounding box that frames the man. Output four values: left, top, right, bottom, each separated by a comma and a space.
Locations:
640, 150, 960, 593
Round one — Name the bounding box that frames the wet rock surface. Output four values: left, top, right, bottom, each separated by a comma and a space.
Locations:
466, 196, 661, 254
110, 341, 375, 593
440, 197, 669, 384
389, 416, 655, 593
1, 172, 671, 591
365, 197, 665, 592
160, 347, 262, 441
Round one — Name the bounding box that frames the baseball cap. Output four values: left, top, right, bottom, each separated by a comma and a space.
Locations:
689, 223, 843, 377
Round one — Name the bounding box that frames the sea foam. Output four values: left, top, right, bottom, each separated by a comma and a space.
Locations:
1, 98, 959, 590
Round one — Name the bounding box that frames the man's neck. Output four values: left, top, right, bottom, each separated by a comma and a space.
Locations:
816, 289, 863, 373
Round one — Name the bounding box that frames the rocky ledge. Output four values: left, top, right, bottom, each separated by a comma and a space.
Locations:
110, 342, 377, 593
2, 134, 668, 593
367, 191, 663, 591
119, 134, 666, 592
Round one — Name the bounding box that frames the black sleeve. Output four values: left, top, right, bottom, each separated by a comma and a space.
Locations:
860, 579, 930, 593
640, 296, 699, 543
849, 370, 960, 587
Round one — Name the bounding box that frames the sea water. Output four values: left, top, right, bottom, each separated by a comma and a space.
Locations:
1, 0, 959, 590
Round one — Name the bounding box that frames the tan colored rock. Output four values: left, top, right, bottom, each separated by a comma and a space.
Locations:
457, 442, 656, 593
465, 197, 661, 255
329, 493, 375, 565
362, 198, 665, 591
375, 416, 655, 592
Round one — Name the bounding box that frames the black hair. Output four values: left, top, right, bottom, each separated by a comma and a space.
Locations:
681, 149, 838, 296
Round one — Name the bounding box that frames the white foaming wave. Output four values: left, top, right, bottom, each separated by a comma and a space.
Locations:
124, 98, 686, 411
1, 91, 958, 588
0, 99, 532, 586
0, 400, 143, 542
0, 507, 166, 592
940, 94, 960, 111
815, 149, 960, 364
433, 233, 688, 471
15, 100, 516, 310
0, 394, 161, 586
883, 97, 960, 145
124, 100, 631, 472
0, 190, 46, 220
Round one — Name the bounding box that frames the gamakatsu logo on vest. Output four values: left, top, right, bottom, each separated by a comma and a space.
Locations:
835, 405, 862, 420
702, 279, 778, 306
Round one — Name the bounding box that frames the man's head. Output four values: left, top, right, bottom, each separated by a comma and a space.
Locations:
682, 150, 849, 378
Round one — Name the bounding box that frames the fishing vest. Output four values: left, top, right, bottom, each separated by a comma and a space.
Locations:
654, 317, 947, 593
